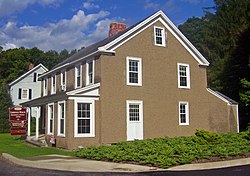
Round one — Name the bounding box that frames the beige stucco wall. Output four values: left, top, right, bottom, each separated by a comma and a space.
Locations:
98, 20, 236, 145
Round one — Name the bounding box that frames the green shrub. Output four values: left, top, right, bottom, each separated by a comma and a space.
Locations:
195, 129, 222, 143
76, 130, 250, 169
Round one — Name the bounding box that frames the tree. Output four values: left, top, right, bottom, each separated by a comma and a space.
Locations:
0, 83, 13, 133
179, 0, 250, 129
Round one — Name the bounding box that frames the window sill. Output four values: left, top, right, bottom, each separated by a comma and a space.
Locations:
74, 134, 95, 138
127, 83, 142, 86
154, 44, 166, 47
57, 134, 65, 137
178, 86, 190, 89
179, 123, 189, 126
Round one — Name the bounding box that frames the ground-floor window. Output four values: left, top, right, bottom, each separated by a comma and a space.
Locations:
48, 103, 54, 134
179, 101, 189, 125
74, 99, 95, 137
58, 101, 65, 137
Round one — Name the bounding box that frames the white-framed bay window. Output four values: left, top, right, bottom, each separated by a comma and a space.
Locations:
58, 101, 66, 137
154, 26, 166, 47
126, 56, 142, 86
179, 101, 189, 125
47, 103, 54, 135
74, 99, 95, 137
86, 60, 95, 86
177, 63, 190, 89
75, 64, 82, 89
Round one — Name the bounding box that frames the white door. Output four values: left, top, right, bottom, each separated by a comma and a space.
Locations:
127, 101, 143, 141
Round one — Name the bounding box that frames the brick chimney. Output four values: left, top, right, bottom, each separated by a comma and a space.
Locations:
29, 63, 34, 70
109, 22, 126, 37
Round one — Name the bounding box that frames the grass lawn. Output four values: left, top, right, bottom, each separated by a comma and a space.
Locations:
0, 133, 74, 158
76, 130, 250, 169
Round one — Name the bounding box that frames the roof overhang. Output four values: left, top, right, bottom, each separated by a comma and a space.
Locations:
9, 64, 48, 86
38, 50, 115, 80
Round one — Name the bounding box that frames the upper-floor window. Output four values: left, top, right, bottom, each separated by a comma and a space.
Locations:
43, 78, 48, 96
75, 65, 82, 89
179, 101, 189, 125
86, 60, 94, 85
18, 88, 32, 100
126, 57, 142, 86
60, 70, 66, 91
178, 63, 190, 89
154, 26, 166, 47
51, 75, 56, 94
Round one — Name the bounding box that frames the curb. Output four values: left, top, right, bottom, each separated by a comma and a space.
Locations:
1, 153, 162, 172
2, 153, 250, 172
167, 157, 250, 171
2, 153, 56, 170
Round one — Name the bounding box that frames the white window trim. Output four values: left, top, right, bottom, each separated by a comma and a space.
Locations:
126, 56, 142, 86
179, 101, 189, 125
177, 63, 190, 89
57, 101, 66, 137
51, 75, 56, 94
126, 100, 143, 123
43, 78, 48, 96
86, 59, 95, 86
47, 103, 54, 135
60, 70, 67, 91
154, 26, 166, 47
74, 98, 95, 138
21, 88, 29, 99
75, 64, 82, 89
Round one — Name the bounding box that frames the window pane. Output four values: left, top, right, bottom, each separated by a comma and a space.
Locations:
77, 103, 91, 134
60, 119, 64, 134
129, 104, 140, 121
180, 103, 187, 124
22, 89, 28, 99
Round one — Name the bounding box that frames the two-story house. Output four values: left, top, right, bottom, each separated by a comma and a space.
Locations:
22, 11, 239, 150
9, 63, 48, 118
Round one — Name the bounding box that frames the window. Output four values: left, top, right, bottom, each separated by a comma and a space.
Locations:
22, 89, 28, 99
127, 101, 143, 122
86, 60, 94, 85
48, 103, 54, 134
74, 99, 95, 137
51, 75, 56, 94
154, 26, 166, 47
58, 101, 65, 136
75, 65, 82, 88
126, 57, 142, 86
60, 70, 66, 91
178, 63, 190, 89
43, 78, 48, 96
179, 101, 189, 125
18, 88, 32, 99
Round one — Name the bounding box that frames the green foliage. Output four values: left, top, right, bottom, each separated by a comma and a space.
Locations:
195, 129, 222, 143
0, 134, 74, 158
240, 78, 250, 107
76, 130, 250, 169
179, 0, 250, 129
0, 83, 13, 133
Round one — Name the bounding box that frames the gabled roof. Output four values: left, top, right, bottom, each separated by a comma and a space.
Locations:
40, 10, 209, 78
207, 88, 238, 105
9, 64, 48, 86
